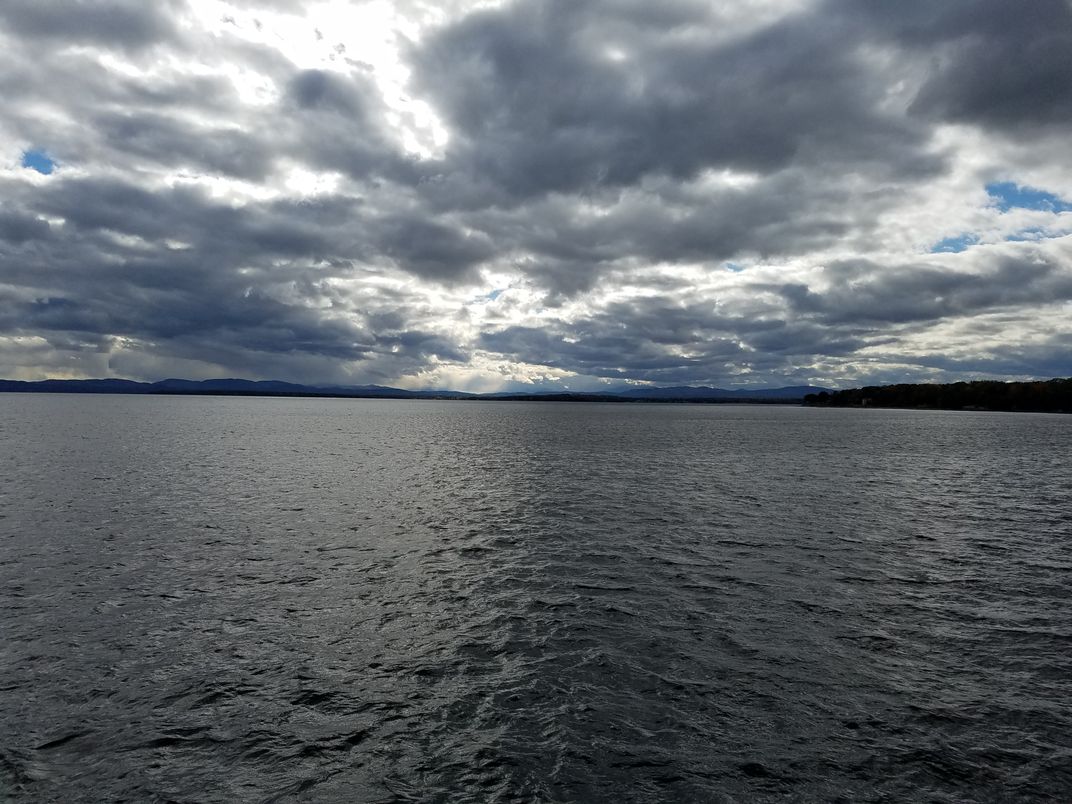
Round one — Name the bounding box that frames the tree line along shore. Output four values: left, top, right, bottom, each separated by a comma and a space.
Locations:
804, 378, 1072, 414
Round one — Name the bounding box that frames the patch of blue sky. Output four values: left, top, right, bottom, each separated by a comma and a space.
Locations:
724, 262, 745, 272
930, 233, 979, 254
986, 182, 1072, 213
485, 288, 504, 301
21, 149, 55, 175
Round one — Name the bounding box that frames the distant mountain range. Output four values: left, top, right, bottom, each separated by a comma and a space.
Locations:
609, 384, 825, 400
0, 377, 464, 399
0, 377, 831, 403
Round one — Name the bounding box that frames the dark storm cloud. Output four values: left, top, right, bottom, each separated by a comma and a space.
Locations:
0, 172, 462, 382
906, 333, 1072, 380
92, 111, 275, 180
767, 251, 1072, 326
834, 0, 1072, 133
411, 0, 940, 206
431, 159, 922, 301
0, 48, 243, 132
272, 67, 438, 186
479, 243, 1072, 385
288, 69, 367, 113
479, 296, 868, 386
0, 223, 375, 362
912, 33, 1072, 133
26, 177, 336, 258
0, 28, 268, 181
508, 174, 856, 273
375, 216, 494, 281
0, 0, 184, 51
376, 329, 469, 364
0, 208, 52, 245
396, 0, 956, 299
480, 322, 744, 383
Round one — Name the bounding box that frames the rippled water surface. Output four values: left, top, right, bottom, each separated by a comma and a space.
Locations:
2, 395, 1071, 802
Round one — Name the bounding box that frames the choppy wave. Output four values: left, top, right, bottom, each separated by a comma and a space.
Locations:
1, 397, 1070, 802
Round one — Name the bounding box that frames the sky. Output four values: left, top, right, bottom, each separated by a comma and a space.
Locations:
2, 0, 1071, 392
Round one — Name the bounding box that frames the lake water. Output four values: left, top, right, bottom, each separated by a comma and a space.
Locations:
1, 395, 1070, 802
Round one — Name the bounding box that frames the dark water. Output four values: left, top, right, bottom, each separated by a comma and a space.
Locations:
1, 396, 1070, 803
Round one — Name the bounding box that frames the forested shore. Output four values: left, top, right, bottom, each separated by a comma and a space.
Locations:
805, 378, 1072, 413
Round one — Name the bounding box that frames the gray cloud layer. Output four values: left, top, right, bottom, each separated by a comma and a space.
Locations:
1, 0, 1070, 388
